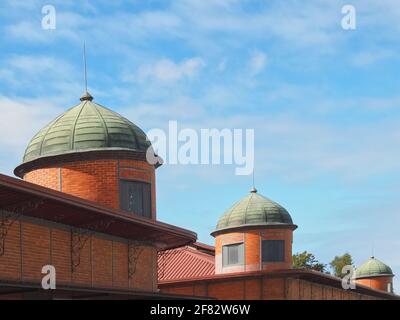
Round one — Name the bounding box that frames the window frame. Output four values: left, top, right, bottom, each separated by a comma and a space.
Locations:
222, 242, 244, 267
119, 179, 152, 218
261, 239, 285, 263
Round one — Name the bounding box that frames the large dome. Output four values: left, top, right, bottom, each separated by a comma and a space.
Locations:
355, 257, 394, 279
212, 188, 296, 235
21, 93, 151, 164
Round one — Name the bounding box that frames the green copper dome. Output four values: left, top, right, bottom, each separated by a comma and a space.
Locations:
22, 92, 151, 163
355, 257, 394, 279
212, 188, 296, 235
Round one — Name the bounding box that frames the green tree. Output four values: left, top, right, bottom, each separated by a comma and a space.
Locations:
292, 251, 327, 273
330, 253, 353, 278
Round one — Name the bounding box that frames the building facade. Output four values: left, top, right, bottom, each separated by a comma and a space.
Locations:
0, 91, 196, 299
355, 256, 394, 293
0, 90, 397, 300
158, 189, 398, 300
211, 187, 296, 274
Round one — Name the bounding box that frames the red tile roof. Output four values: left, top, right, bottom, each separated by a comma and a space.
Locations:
158, 244, 215, 281
191, 242, 215, 255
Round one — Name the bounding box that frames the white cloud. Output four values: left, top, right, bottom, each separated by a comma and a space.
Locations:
6, 18, 81, 44
351, 49, 395, 67
124, 96, 205, 129
217, 58, 227, 72
7, 21, 49, 42
120, 93, 400, 183
0, 54, 81, 100
9, 55, 68, 74
249, 49, 267, 75
0, 96, 60, 153
135, 57, 205, 83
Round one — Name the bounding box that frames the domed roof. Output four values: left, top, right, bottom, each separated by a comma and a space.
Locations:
22, 92, 151, 164
212, 188, 296, 235
355, 257, 394, 279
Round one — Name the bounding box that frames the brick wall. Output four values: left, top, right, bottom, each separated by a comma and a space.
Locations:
23, 158, 156, 219
214, 228, 293, 275
356, 276, 393, 292
160, 276, 383, 300
215, 232, 244, 274
0, 216, 156, 296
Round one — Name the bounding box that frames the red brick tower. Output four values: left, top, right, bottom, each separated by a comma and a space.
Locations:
14, 92, 160, 219
355, 256, 395, 293
211, 187, 297, 274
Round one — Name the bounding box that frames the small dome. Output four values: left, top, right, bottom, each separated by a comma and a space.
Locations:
212, 189, 296, 235
355, 257, 394, 279
21, 94, 151, 164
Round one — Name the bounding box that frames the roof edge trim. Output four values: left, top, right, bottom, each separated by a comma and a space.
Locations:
210, 223, 298, 237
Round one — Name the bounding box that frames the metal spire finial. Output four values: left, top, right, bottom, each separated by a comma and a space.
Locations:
84, 41, 88, 93
250, 168, 257, 193
80, 41, 93, 101
371, 242, 375, 259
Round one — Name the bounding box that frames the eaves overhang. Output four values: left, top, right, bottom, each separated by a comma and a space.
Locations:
0, 173, 195, 250
210, 223, 298, 237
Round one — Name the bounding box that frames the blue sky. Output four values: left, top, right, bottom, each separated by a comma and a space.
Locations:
0, 0, 400, 290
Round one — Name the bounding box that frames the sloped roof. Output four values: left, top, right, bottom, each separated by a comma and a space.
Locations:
158, 244, 215, 281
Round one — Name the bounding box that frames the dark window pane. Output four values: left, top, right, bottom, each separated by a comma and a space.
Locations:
262, 240, 285, 262
120, 180, 151, 218
222, 243, 244, 266
142, 183, 151, 218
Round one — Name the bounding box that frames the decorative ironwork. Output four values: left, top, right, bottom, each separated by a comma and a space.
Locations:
70, 219, 115, 272
71, 227, 92, 272
0, 211, 17, 256
128, 242, 144, 279
0, 198, 44, 256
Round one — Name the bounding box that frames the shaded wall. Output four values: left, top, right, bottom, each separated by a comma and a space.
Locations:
356, 276, 393, 293
0, 215, 157, 299
160, 276, 381, 300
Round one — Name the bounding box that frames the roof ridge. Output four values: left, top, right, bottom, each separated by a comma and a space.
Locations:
36, 109, 68, 159
90, 102, 110, 147
224, 194, 250, 227
243, 192, 254, 225
185, 246, 215, 264
70, 101, 87, 149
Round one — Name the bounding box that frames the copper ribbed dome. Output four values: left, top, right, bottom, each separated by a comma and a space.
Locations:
212, 188, 296, 235
21, 92, 151, 164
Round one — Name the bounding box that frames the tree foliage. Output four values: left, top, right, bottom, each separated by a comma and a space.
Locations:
292, 251, 327, 273
329, 253, 353, 278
